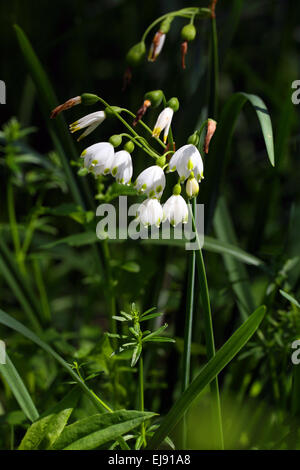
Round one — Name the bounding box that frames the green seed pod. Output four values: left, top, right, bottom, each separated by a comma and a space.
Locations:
144, 90, 163, 108
124, 141, 135, 153
167, 97, 180, 112
105, 106, 123, 118
126, 42, 146, 67
173, 183, 182, 196
80, 93, 100, 105
156, 155, 166, 168
187, 132, 200, 146
109, 134, 122, 148
181, 24, 197, 42
159, 16, 174, 34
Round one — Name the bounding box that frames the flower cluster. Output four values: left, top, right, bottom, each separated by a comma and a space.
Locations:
50, 92, 212, 229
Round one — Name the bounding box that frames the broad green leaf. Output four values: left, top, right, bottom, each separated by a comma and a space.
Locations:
0, 353, 39, 423
147, 305, 266, 449
18, 407, 73, 450
53, 410, 156, 450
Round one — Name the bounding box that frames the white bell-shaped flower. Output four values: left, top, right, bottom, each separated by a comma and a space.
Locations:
137, 198, 163, 228
81, 142, 115, 176
69, 111, 106, 141
152, 107, 174, 143
134, 165, 165, 199
168, 144, 204, 182
163, 194, 189, 227
110, 150, 133, 185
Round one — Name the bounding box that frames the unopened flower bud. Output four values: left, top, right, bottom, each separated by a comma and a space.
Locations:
124, 141, 135, 153
109, 134, 122, 147
186, 176, 199, 198
50, 96, 81, 119
126, 42, 146, 67
204, 119, 217, 154
166, 97, 179, 112
81, 93, 100, 106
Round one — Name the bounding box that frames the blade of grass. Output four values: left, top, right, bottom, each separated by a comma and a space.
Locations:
0, 353, 39, 422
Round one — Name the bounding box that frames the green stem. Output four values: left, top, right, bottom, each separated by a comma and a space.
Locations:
141, 8, 210, 42
139, 355, 146, 447
102, 240, 117, 338
189, 204, 224, 449
96, 96, 159, 159
181, 198, 196, 449
7, 181, 23, 272
121, 109, 166, 150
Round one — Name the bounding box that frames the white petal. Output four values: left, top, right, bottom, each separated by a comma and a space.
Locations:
111, 150, 133, 184
169, 144, 203, 181
137, 198, 163, 227
163, 195, 188, 226
135, 165, 165, 198
152, 108, 173, 140
83, 142, 115, 175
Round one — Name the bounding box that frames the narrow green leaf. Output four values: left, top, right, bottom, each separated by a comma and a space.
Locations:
53, 410, 156, 450
203, 91, 275, 229
279, 290, 300, 308
0, 308, 110, 413
0, 353, 39, 423
141, 236, 264, 267
147, 305, 266, 449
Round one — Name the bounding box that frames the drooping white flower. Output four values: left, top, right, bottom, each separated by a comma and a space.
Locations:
163, 194, 189, 226
168, 144, 204, 182
110, 150, 133, 185
134, 165, 165, 199
152, 107, 174, 143
148, 31, 166, 62
69, 111, 106, 141
81, 142, 115, 176
137, 198, 163, 228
